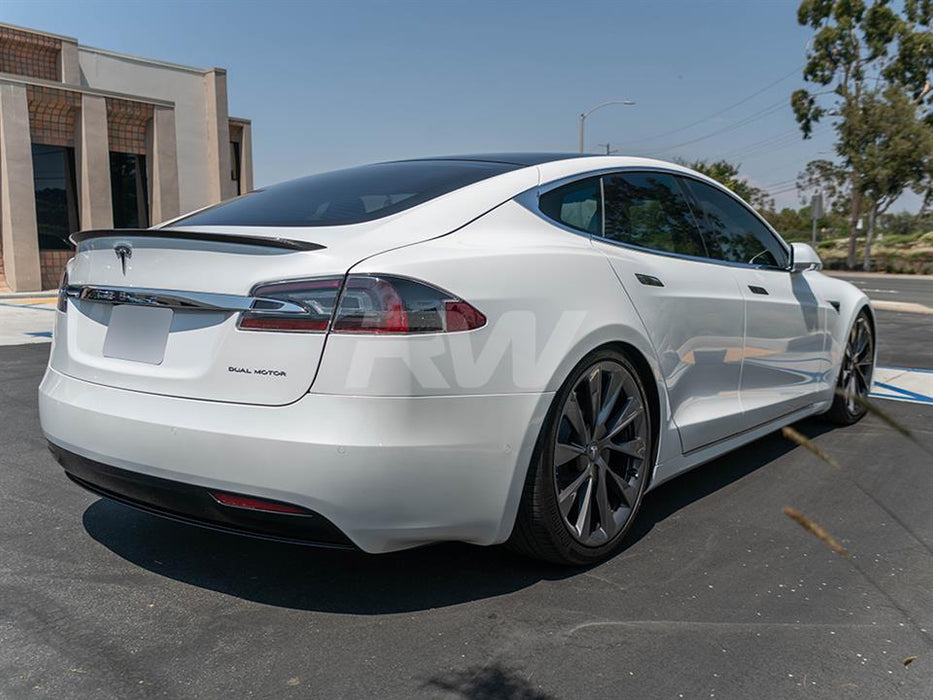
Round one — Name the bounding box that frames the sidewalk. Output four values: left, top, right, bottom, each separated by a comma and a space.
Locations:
0, 296, 56, 345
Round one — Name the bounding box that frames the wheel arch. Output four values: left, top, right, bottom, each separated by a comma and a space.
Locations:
497, 334, 668, 544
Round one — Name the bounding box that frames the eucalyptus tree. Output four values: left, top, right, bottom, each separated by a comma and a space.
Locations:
792, 0, 933, 268
683, 159, 773, 210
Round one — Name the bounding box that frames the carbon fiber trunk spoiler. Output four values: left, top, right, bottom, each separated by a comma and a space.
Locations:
69, 229, 325, 252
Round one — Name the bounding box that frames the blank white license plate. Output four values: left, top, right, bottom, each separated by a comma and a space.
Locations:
102, 305, 174, 364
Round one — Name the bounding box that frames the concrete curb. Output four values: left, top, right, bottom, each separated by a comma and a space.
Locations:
824, 270, 933, 280
872, 300, 933, 315
0, 291, 57, 300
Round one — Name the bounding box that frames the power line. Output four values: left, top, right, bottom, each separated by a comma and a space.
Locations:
630, 64, 803, 147
717, 128, 801, 159
649, 98, 790, 154
723, 122, 832, 161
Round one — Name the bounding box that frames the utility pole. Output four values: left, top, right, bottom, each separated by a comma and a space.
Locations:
810, 192, 822, 246
596, 143, 618, 155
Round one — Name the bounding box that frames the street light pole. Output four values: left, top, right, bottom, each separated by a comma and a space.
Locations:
578, 99, 636, 154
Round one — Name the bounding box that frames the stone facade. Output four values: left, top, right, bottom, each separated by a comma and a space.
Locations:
0, 23, 253, 292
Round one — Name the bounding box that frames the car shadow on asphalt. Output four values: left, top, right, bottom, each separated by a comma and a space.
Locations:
81, 416, 836, 614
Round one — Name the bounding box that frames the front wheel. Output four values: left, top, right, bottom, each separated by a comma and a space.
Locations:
508, 348, 653, 565
824, 309, 875, 425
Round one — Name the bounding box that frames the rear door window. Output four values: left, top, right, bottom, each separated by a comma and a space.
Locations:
538, 177, 602, 234
600, 172, 707, 257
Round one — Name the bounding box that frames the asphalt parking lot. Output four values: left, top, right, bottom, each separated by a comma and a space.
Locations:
2, 311, 932, 699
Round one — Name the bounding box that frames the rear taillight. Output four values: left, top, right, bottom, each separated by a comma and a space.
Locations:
57, 269, 69, 313
238, 274, 486, 334
239, 277, 343, 332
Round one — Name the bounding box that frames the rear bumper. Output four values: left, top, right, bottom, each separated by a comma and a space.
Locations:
52, 444, 354, 548
39, 368, 551, 553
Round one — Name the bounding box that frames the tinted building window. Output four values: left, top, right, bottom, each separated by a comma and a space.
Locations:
110, 152, 149, 229
230, 141, 242, 195
32, 144, 79, 250
682, 178, 788, 268
172, 160, 518, 228
601, 172, 707, 257
538, 177, 602, 234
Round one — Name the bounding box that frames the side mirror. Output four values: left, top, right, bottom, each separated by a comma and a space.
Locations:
789, 242, 823, 272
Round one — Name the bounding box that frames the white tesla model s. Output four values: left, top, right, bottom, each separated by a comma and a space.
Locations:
39, 154, 875, 565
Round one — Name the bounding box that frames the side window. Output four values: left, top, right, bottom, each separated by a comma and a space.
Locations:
682, 178, 788, 268
539, 177, 602, 234
601, 172, 707, 257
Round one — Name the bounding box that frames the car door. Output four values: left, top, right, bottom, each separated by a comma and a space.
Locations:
680, 177, 831, 426
585, 170, 747, 454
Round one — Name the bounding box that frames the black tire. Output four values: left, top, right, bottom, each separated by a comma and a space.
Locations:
507, 347, 653, 566
824, 309, 875, 426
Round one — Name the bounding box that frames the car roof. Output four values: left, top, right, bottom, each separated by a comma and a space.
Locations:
394, 153, 601, 167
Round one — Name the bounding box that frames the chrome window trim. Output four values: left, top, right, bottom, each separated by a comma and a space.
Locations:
517, 165, 793, 271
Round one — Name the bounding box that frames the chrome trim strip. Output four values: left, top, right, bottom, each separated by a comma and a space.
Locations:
65, 285, 310, 315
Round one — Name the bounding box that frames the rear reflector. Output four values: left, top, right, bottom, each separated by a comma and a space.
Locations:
210, 491, 310, 515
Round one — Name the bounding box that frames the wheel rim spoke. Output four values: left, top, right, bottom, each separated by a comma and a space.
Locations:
604, 396, 642, 442
854, 365, 869, 394
606, 436, 646, 459
595, 465, 615, 539
587, 367, 602, 430
555, 442, 585, 467
573, 476, 594, 538
603, 459, 638, 508
854, 326, 869, 359
557, 470, 590, 519
593, 370, 622, 432
563, 394, 589, 443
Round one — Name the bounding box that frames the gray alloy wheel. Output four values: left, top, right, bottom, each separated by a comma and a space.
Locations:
825, 310, 874, 425
553, 361, 648, 546
507, 348, 653, 565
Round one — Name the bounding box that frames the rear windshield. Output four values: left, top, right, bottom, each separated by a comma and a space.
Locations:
170, 160, 518, 228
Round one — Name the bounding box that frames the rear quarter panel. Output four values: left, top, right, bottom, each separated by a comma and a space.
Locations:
313, 199, 679, 465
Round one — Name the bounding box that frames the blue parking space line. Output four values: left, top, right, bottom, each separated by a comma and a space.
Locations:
25, 331, 53, 338
872, 381, 933, 404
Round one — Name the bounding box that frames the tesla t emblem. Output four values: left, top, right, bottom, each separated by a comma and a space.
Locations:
114, 244, 132, 274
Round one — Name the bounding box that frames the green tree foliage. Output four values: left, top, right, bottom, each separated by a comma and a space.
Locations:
683, 159, 773, 210
792, 0, 933, 268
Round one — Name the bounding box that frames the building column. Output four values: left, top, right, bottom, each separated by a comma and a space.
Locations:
60, 38, 80, 85
203, 68, 234, 203
0, 83, 41, 292
239, 121, 253, 193
75, 94, 113, 230
147, 106, 179, 225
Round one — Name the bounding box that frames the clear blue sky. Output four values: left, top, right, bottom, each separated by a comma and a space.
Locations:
6, 0, 848, 210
